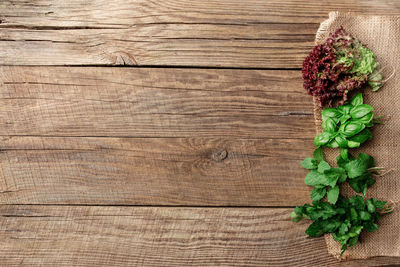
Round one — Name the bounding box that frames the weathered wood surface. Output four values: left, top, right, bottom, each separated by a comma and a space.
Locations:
0, 136, 312, 205
0, 67, 316, 206
0, 66, 314, 138
1, 0, 400, 67
0, 205, 398, 266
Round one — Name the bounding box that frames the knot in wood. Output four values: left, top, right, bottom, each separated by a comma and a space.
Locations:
211, 149, 228, 162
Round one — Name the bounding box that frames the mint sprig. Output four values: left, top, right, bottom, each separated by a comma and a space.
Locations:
301, 148, 378, 203
291, 196, 390, 256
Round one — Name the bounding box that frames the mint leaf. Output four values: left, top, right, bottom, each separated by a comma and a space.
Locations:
364, 221, 378, 232
311, 187, 327, 201
302, 157, 317, 169
344, 153, 374, 179
349, 196, 365, 211
367, 199, 376, 213
305, 170, 322, 186
327, 186, 339, 204
338, 221, 350, 235
348, 236, 359, 247
306, 221, 325, 237
313, 148, 325, 162
290, 211, 303, 222
350, 207, 359, 221
360, 211, 372, 221
318, 161, 331, 173
371, 199, 386, 209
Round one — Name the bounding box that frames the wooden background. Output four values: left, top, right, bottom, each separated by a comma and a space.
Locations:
0, 0, 399, 266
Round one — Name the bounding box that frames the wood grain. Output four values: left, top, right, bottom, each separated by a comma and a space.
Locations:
0, 66, 314, 138
0, 205, 398, 266
0, 136, 313, 206
1, 0, 399, 67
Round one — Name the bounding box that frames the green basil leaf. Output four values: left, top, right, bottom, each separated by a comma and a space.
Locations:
347, 140, 360, 148
314, 132, 333, 147
322, 108, 342, 120
311, 187, 327, 201
322, 117, 337, 133
350, 93, 363, 106
357, 112, 374, 124
338, 104, 352, 115
301, 157, 317, 169
340, 148, 349, 161
326, 139, 339, 148
350, 104, 374, 119
335, 134, 348, 148
313, 148, 325, 162
348, 128, 373, 143
340, 121, 365, 137
327, 186, 340, 204
339, 114, 351, 124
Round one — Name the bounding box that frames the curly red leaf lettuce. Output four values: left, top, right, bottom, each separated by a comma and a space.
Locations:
303, 27, 383, 107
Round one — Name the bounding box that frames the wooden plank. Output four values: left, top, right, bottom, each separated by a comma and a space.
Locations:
0, 66, 314, 138
0, 136, 313, 206
1, 0, 400, 67
0, 205, 398, 266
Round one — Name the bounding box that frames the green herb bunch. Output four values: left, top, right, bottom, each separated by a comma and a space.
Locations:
302, 148, 377, 204
314, 93, 381, 149
292, 92, 391, 256
290, 196, 391, 254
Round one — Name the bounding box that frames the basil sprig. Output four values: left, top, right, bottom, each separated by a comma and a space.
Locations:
314, 93, 379, 148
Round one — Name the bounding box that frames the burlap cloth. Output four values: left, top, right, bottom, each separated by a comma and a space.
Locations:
313, 12, 400, 259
